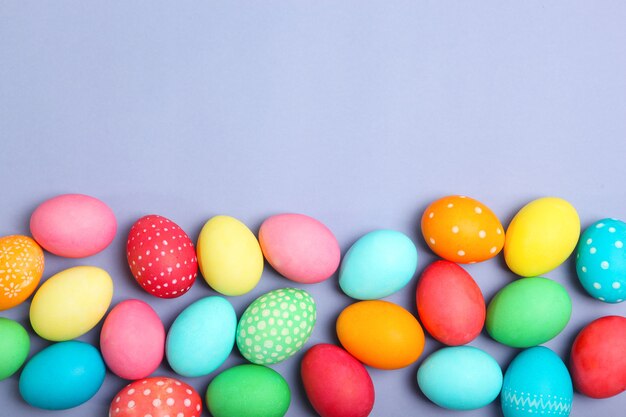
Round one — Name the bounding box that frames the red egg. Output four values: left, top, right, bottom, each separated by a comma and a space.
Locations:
127, 215, 197, 298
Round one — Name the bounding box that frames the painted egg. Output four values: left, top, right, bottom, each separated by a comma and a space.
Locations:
336, 300, 425, 369
259, 213, 340, 284
100, 299, 165, 380
504, 197, 580, 277
339, 230, 418, 300
30, 266, 113, 341
110, 376, 203, 417
19, 341, 105, 410
570, 315, 626, 398
0, 317, 30, 380
206, 364, 291, 417
417, 346, 502, 410
421, 195, 504, 263
416, 260, 485, 345
30, 193, 116, 258
576, 218, 626, 303
486, 277, 571, 348
166, 296, 236, 377
301, 344, 374, 417
127, 214, 198, 298
197, 215, 263, 296
236, 288, 316, 365
0, 235, 44, 310
501, 346, 573, 417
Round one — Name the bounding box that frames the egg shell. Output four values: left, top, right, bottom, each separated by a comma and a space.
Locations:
166, 296, 236, 377
301, 344, 374, 417
127, 214, 198, 298
0, 235, 44, 310
30, 193, 116, 258
19, 341, 105, 410
576, 218, 626, 303
417, 346, 502, 410
421, 195, 505, 263
206, 364, 291, 417
197, 215, 263, 296
486, 277, 571, 348
339, 229, 418, 300
100, 299, 165, 380
336, 300, 425, 370
416, 260, 485, 345
30, 265, 113, 341
110, 376, 203, 417
570, 315, 626, 398
0, 317, 30, 380
504, 197, 580, 277
501, 346, 573, 417
237, 288, 316, 365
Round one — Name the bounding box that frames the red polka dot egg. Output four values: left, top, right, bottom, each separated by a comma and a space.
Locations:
421, 196, 504, 263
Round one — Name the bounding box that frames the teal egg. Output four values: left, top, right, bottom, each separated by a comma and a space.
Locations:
417, 346, 502, 410
166, 296, 236, 377
576, 218, 626, 303
19, 341, 105, 410
339, 230, 418, 300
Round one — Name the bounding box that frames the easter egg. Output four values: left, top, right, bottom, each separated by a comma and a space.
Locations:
197, 215, 263, 296
576, 218, 626, 303
486, 277, 571, 348
127, 214, 198, 298
19, 341, 105, 410
339, 230, 418, 300
570, 315, 626, 398
30, 266, 113, 341
417, 346, 502, 410
30, 193, 116, 258
301, 344, 374, 417
206, 364, 291, 417
110, 376, 203, 417
501, 346, 573, 417
259, 213, 340, 284
237, 288, 316, 365
504, 197, 580, 277
416, 260, 485, 345
166, 296, 236, 377
0, 317, 30, 380
100, 299, 165, 380
421, 195, 504, 263
336, 300, 425, 369
0, 235, 44, 310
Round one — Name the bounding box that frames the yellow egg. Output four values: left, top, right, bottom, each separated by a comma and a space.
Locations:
504, 197, 580, 277
0, 235, 44, 310
197, 215, 263, 296
30, 266, 113, 341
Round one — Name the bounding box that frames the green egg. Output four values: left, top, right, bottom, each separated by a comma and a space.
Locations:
0, 317, 30, 380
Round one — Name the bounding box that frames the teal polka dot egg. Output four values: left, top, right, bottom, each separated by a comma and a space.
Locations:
576, 218, 626, 303
236, 288, 316, 364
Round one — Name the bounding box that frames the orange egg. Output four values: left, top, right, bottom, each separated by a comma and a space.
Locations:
421, 195, 504, 263
336, 300, 425, 370
0, 235, 44, 310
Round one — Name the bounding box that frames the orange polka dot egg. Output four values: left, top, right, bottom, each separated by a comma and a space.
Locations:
421, 196, 504, 263
0, 235, 44, 310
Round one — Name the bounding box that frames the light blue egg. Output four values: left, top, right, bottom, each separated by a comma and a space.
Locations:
18, 341, 105, 410
166, 296, 236, 377
339, 230, 418, 300
417, 346, 502, 410
501, 346, 573, 417
576, 218, 626, 303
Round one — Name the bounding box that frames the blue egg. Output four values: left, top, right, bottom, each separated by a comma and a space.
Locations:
166, 296, 236, 377
339, 230, 418, 300
18, 341, 105, 410
576, 218, 626, 303
501, 346, 573, 417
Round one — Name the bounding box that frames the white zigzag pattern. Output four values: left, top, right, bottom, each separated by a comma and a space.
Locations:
502, 389, 572, 415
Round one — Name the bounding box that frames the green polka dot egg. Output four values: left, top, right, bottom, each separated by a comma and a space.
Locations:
237, 288, 316, 364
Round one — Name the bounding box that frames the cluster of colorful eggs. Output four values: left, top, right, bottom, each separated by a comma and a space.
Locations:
0, 193, 624, 417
